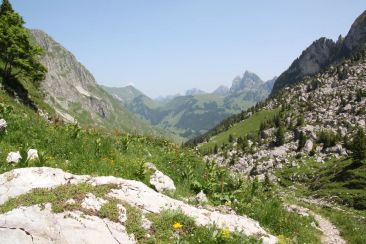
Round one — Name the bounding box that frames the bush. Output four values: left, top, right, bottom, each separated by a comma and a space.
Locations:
317, 130, 340, 149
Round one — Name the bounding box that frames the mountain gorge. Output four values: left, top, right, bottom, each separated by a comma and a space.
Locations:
103, 72, 275, 141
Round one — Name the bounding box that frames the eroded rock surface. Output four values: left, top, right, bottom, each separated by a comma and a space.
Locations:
0, 167, 277, 243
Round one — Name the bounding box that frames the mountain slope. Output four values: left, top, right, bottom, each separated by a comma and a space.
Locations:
30, 29, 162, 136
271, 10, 366, 95
195, 48, 366, 211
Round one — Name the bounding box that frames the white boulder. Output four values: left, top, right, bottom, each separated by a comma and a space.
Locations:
146, 162, 176, 193
117, 204, 127, 223
303, 140, 314, 153
195, 190, 208, 205
150, 170, 176, 193
0, 167, 277, 243
0, 119, 7, 132
6, 151, 22, 164
27, 149, 39, 161
0, 204, 135, 244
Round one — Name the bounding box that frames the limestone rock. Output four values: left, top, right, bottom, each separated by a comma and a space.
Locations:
195, 190, 208, 205
116, 204, 128, 223
27, 149, 39, 161
303, 140, 314, 153
0, 204, 135, 244
6, 151, 22, 164
0, 118, 7, 133
0, 167, 276, 243
150, 170, 176, 193
81, 193, 108, 211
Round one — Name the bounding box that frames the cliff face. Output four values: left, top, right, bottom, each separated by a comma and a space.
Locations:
343, 10, 366, 53
272, 10, 366, 95
272, 38, 338, 94
30, 29, 160, 135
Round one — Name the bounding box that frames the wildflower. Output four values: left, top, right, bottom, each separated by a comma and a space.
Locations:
224, 200, 232, 206
220, 228, 231, 239
173, 222, 183, 230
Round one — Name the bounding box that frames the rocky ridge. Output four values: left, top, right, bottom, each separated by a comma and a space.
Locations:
272, 10, 366, 95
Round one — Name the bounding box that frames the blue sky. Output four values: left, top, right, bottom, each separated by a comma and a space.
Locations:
11, 0, 366, 98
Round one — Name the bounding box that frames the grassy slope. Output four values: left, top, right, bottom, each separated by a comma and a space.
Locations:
199, 108, 280, 152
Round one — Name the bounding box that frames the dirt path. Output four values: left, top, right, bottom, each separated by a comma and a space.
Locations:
285, 204, 346, 244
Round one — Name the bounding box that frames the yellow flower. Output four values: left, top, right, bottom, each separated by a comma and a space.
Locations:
224, 200, 232, 206
173, 222, 183, 230
221, 228, 231, 239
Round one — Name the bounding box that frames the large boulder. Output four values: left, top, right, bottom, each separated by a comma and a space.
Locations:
146, 163, 176, 193
149, 170, 176, 193
0, 167, 276, 243
0, 204, 134, 244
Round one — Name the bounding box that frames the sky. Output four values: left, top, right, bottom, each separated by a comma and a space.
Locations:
11, 0, 366, 98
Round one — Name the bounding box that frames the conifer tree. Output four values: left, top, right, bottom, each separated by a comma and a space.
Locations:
352, 128, 366, 164
0, 0, 46, 84
0, 0, 13, 16
275, 126, 285, 147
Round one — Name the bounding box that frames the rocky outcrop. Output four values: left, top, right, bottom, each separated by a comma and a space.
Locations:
0, 204, 134, 244
146, 163, 176, 193
30, 30, 112, 121
0, 167, 277, 243
272, 38, 338, 94
343, 10, 366, 55
29, 29, 159, 136
272, 10, 366, 95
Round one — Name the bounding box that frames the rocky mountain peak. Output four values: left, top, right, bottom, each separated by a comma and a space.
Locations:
230, 71, 263, 93
343, 10, 366, 53
272, 10, 366, 95
212, 85, 229, 96
271, 37, 337, 94
185, 88, 206, 96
